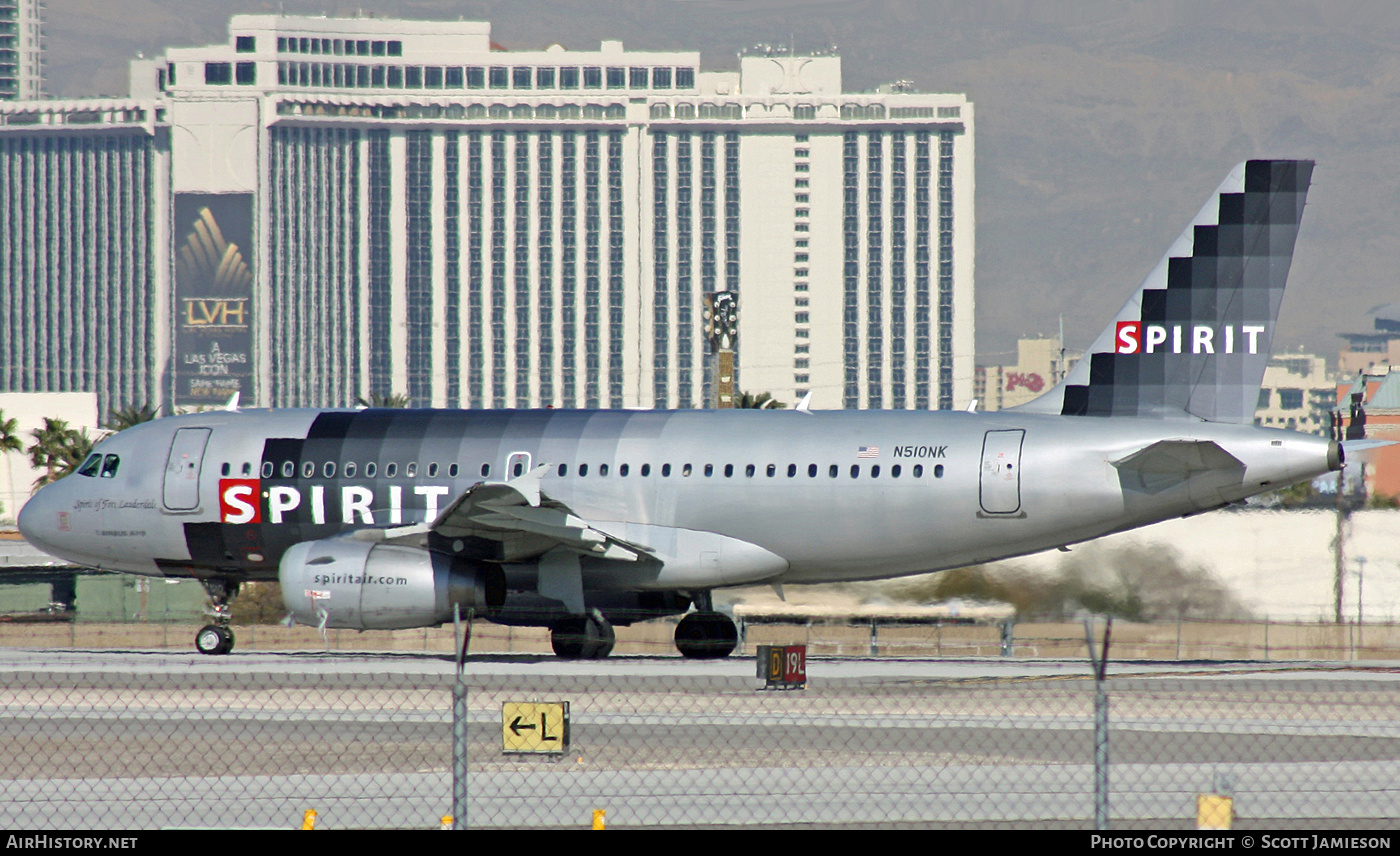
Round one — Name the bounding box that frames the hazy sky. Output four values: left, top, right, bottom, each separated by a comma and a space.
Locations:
37, 0, 1400, 366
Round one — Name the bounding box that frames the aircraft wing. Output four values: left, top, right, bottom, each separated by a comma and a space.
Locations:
353, 464, 653, 562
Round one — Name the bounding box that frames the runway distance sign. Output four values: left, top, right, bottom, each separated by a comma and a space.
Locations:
502, 701, 570, 754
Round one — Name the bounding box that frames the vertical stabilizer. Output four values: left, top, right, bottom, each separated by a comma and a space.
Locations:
1017, 160, 1313, 423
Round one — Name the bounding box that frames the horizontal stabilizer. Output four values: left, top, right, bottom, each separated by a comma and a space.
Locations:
1340, 438, 1396, 464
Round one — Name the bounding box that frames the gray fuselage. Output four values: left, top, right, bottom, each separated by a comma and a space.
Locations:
18, 406, 1336, 592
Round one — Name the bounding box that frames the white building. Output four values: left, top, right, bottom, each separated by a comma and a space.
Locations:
975, 336, 1079, 411
1255, 352, 1336, 435
0, 0, 42, 101
0, 14, 974, 414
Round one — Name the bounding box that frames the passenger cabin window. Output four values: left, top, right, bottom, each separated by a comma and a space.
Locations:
386, 463, 398, 478
406, 462, 417, 477
427, 463, 438, 477
262, 462, 274, 478
281, 461, 294, 478
345, 462, 357, 478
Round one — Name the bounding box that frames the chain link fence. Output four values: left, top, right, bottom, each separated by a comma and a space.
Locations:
5, 615, 1400, 661
1, 663, 1397, 829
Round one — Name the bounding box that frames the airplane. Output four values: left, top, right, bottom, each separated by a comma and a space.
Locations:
17, 159, 1342, 659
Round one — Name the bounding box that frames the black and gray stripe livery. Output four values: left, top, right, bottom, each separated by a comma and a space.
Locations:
1022, 160, 1313, 423
17, 159, 1343, 660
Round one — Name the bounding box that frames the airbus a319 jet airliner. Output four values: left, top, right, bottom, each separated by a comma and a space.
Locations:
18, 160, 1343, 659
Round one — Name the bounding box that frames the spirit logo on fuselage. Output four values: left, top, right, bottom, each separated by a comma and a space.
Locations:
1114, 322, 1265, 355
218, 479, 451, 526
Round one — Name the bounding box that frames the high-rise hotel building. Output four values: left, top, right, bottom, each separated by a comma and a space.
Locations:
0, 14, 973, 415
0, 0, 43, 101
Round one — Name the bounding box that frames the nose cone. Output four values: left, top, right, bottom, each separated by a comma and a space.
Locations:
18, 482, 66, 559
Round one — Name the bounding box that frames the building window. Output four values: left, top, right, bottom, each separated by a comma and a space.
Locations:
513, 66, 532, 88
1279, 388, 1304, 410
204, 62, 232, 85
235, 36, 256, 53
583, 66, 602, 88
235, 62, 256, 85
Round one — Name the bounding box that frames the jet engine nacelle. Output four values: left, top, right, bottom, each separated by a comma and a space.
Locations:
279, 538, 505, 631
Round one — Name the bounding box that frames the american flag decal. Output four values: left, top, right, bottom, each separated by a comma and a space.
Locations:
857, 446, 880, 458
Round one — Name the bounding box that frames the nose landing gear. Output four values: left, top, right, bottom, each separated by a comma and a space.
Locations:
195, 579, 239, 655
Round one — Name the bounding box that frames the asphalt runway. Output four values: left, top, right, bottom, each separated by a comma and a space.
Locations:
1, 649, 1397, 829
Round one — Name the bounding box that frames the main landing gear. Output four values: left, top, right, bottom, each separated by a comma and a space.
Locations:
550, 608, 616, 659
195, 579, 238, 655
674, 591, 738, 659
674, 611, 738, 659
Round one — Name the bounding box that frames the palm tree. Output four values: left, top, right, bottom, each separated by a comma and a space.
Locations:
0, 410, 24, 518
103, 403, 160, 433
737, 391, 785, 410
0, 411, 23, 457
28, 419, 95, 489
356, 392, 411, 408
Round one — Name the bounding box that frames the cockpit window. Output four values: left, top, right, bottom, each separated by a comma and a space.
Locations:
100, 455, 120, 478
77, 454, 102, 478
